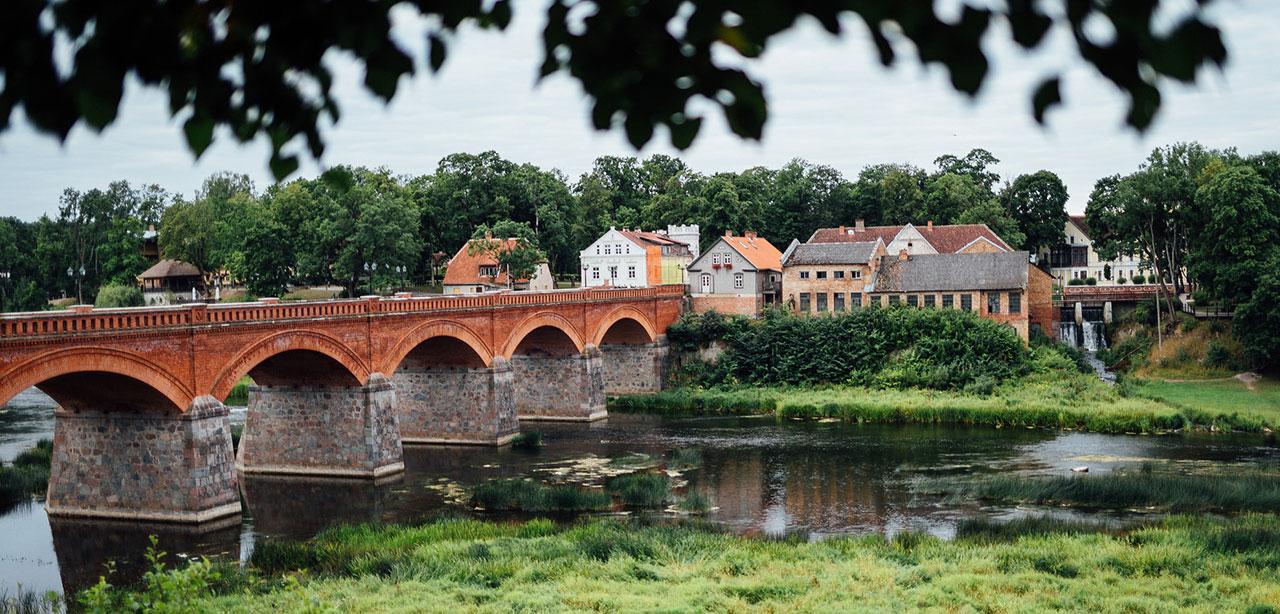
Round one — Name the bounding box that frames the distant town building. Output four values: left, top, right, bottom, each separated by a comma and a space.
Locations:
442, 238, 554, 295
781, 239, 887, 314
808, 220, 1012, 255
579, 225, 698, 289
866, 250, 1055, 341
686, 231, 784, 315
141, 225, 160, 264
1043, 215, 1150, 286
137, 259, 203, 305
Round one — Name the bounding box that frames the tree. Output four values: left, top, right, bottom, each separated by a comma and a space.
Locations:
2, 2, 1229, 179
922, 173, 986, 225
1001, 171, 1068, 254
955, 198, 1025, 249
878, 167, 927, 225
760, 159, 853, 245
1234, 249, 1280, 368
933, 149, 1001, 195
468, 220, 545, 286
1189, 166, 1280, 307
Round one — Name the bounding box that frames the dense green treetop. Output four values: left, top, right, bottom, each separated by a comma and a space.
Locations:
1001, 170, 1069, 254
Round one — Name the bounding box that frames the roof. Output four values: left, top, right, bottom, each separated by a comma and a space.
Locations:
442, 238, 528, 286
871, 251, 1032, 293
783, 241, 881, 266
1069, 215, 1090, 239
691, 233, 783, 271
138, 259, 201, 279
808, 223, 1013, 253
618, 229, 688, 250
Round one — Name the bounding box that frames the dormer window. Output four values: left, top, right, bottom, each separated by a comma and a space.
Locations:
479, 265, 499, 277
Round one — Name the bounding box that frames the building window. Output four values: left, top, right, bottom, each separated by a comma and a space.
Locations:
816, 271, 828, 279
942, 294, 954, 309
604, 245, 611, 255
1009, 292, 1021, 314
609, 266, 618, 279
799, 292, 811, 312
907, 295, 918, 308
479, 265, 498, 277
851, 270, 861, 280
889, 295, 900, 306
799, 271, 810, 279
834, 293, 845, 311
734, 273, 744, 289
924, 294, 936, 308
595, 246, 600, 255
592, 267, 600, 280
1072, 246, 1088, 267
960, 294, 972, 311
834, 271, 845, 279
816, 293, 828, 312
851, 293, 862, 308
988, 293, 1000, 314
712, 254, 721, 265
628, 265, 636, 279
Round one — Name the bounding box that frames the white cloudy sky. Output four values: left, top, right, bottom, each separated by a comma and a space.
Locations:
1, 1, 1276, 221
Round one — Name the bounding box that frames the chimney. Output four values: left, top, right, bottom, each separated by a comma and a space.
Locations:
838, 225, 846, 235
927, 220, 933, 232
898, 249, 909, 262
745, 231, 757, 239
855, 219, 865, 232
484, 231, 493, 240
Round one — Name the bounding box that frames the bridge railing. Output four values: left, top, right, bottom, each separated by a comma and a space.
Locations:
0, 286, 686, 339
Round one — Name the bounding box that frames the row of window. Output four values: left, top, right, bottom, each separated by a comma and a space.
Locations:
796, 292, 1021, 314
797, 270, 862, 280
698, 273, 745, 291
590, 265, 638, 280
710, 253, 733, 265
594, 243, 633, 256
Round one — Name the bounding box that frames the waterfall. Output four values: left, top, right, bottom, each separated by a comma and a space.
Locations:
1082, 321, 1107, 352
1058, 322, 1081, 349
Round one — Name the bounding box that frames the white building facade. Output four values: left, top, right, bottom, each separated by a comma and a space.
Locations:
1044, 216, 1149, 286
579, 225, 699, 288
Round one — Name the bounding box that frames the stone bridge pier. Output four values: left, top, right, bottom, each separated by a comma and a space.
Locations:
236, 350, 404, 478
509, 323, 607, 422
391, 334, 519, 445
600, 324, 669, 394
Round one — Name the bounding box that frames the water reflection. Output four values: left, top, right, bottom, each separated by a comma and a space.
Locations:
1, 390, 1278, 598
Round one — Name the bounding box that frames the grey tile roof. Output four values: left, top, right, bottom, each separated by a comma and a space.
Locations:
783, 241, 880, 266
873, 251, 1032, 292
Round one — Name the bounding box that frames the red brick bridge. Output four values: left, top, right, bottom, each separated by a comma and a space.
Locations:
0, 286, 683, 523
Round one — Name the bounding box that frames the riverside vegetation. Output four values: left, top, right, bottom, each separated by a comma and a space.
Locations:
611, 310, 1280, 434
0, 439, 51, 513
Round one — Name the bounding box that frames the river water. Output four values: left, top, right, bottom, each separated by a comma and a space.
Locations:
2, 389, 1278, 598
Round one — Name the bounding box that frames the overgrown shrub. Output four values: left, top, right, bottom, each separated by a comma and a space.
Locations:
1179, 316, 1199, 333
509, 432, 542, 451
1205, 341, 1233, 369
1067, 278, 1084, 286
1085, 277, 1097, 286
94, 283, 144, 308
1132, 274, 1145, 284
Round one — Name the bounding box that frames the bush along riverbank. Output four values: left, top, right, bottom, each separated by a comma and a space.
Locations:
0, 439, 52, 512
617, 310, 1279, 435
73, 513, 1280, 612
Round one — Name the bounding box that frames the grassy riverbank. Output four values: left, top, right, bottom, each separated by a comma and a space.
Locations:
0, 439, 51, 512
76, 514, 1280, 612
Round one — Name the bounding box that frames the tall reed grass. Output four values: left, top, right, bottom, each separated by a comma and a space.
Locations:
957, 467, 1280, 513
0, 439, 52, 512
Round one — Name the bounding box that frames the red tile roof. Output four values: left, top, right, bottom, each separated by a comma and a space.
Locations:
619, 229, 688, 249
443, 238, 527, 286
721, 232, 783, 271
808, 223, 1012, 253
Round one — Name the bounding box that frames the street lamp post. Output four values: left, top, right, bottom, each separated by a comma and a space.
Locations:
67, 266, 85, 304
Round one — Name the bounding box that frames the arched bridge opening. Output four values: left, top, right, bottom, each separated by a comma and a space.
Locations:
392, 334, 519, 446
595, 314, 668, 395
508, 321, 605, 422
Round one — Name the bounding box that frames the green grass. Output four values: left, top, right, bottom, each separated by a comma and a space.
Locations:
606, 473, 671, 508
0, 439, 52, 512
86, 515, 1280, 612
951, 466, 1280, 513
470, 479, 612, 513
508, 431, 542, 451
1128, 377, 1280, 428
614, 365, 1280, 434
223, 376, 253, 407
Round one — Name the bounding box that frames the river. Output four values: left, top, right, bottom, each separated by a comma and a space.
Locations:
2, 389, 1278, 599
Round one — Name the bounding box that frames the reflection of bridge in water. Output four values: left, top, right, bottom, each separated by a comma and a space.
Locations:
0, 287, 682, 524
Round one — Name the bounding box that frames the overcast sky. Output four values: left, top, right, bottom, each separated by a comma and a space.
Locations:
1, 2, 1276, 221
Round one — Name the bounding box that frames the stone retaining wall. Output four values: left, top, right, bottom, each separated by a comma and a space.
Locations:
238, 374, 404, 477
600, 341, 668, 394
46, 396, 240, 523
510, 346, 606, 421
393, 358, 519, 445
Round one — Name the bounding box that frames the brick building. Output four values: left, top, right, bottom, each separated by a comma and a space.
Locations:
686, 231, 784, 315
866, 250, 1055, 341
781, 239, 887, 313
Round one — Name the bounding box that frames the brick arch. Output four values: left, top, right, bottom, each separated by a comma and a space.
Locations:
500, 311, 586, 358
382, 319, 495, 375
211, 330, 370, 401
0, 347, 194, 412
590, 305, 658, 347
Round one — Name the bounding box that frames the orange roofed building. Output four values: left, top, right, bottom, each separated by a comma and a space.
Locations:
809, 219, 1013, 255
686, 231, 784, 315
442, 238, 554, 295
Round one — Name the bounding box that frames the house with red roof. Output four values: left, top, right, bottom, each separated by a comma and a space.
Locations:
686, 230, 785, 315
808, 219, 1013, 255
579, 225, 699, 288
442, 238, 553, 295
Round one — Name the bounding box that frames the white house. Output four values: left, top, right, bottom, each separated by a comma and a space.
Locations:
1044, 216, 1149, 286
579, 225, 699, 288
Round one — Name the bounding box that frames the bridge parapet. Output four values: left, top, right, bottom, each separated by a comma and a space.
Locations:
0, 285, 686, 340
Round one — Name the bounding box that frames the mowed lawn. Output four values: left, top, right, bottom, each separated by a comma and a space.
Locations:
1130, 376, 1280, 425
